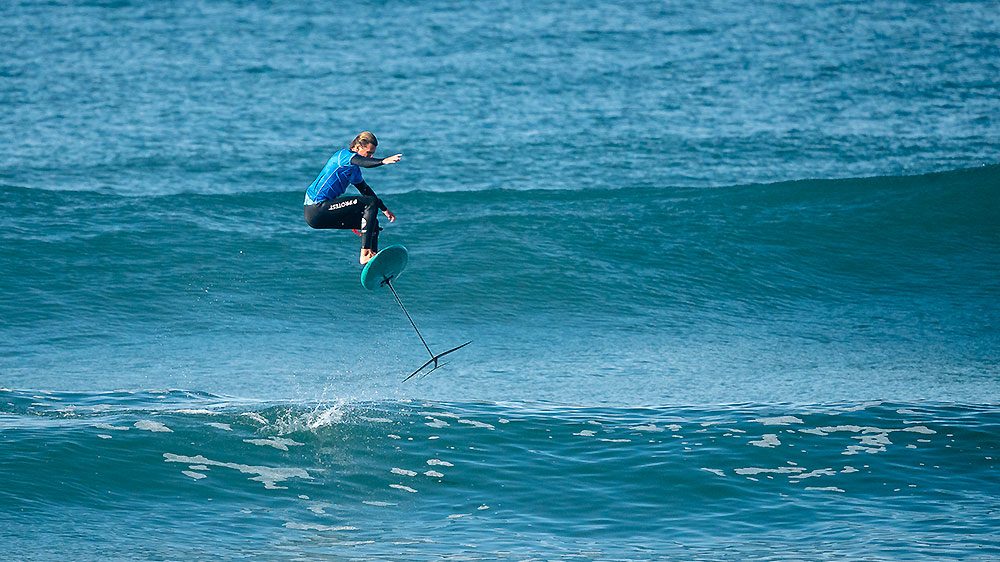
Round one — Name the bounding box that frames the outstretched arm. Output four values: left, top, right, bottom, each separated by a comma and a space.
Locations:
350, 153, 403, 168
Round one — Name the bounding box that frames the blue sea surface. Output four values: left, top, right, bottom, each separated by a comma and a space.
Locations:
2, 0, 999, 560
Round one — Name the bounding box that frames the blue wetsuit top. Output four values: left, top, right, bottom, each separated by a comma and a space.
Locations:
304, 148, 365, 205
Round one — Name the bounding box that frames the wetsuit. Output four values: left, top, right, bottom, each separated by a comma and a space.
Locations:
303, 148, 388, 251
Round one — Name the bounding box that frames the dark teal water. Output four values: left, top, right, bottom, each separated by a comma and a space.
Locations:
2, 0, 999, 560
2, 391, 998, 560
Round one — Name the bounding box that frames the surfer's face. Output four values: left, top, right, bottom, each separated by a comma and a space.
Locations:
355, 143, 376, 158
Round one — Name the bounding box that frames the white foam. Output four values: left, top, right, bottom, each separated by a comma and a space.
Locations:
390, 484, 418, 493
307, 503, 330, 515
284, 522, 357, 532
574, 430, 596, 437
94, 423, 131, 431
425, 418, 450, 428
798, 428, 828, 435
805, 486, 845, 493
97, 434, 113, 440
363, 501, 397, 507
305, 406, 345, 429
630, 424, 663, 432
391, 467, 418, 477
93, 423, 130, 431
809, 425, 863, 435
427, 459, 453, 467
241, 412, 269, 425
207, 422, 232, 431
752, 416, 804, 426
182, 470, 207, 480
735, 466, 806, 476
840, 402, 882, 412
858, 433, 892, 447
790, 468, 837, 480
841, 432, 893, 455
424, 470, 444, 478
458, 419, 495, 430
244, 437, 305, 451
418, 411, 460, 419
749, 434, 781, 448
798, 423, 937, 455
163, 453, 311, 490
701, 468, 726, 477
134, 420, 172, 433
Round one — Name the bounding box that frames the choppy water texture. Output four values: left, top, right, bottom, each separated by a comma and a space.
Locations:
2, 391, 998, 560
2, 0, 999, 560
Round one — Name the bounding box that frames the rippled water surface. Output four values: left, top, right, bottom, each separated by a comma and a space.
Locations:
2, 0, 998, 559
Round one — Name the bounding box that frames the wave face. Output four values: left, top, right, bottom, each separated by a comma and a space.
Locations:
2, 166, 998, 404
1, 390, 998, 560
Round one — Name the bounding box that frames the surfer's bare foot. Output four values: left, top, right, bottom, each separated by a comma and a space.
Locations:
360, 249, 375, 265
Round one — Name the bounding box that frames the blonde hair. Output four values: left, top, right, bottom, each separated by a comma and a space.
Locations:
350, 131, 378, 151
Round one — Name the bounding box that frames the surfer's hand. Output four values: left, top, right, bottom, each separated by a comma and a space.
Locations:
383, 209, 396, 222
381, 153, 402, 165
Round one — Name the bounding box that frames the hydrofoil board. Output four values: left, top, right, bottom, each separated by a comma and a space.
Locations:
360, 244, 408, 290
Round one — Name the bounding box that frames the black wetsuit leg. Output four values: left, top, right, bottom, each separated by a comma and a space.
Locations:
304, 196, 381, 251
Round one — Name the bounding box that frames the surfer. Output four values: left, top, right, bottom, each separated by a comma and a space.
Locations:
304, 131, 402, 265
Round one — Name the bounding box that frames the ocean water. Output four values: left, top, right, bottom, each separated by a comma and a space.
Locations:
2, 0, 998, 560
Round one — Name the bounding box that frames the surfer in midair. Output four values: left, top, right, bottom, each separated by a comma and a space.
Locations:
303, 131, 402, 265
